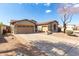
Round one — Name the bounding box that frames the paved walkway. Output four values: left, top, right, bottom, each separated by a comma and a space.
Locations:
15, 33, 79, 56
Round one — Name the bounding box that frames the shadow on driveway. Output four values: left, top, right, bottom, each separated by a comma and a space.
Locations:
0, 36, 7, 43
32, 40, 79, 56
0, 39, 79, 56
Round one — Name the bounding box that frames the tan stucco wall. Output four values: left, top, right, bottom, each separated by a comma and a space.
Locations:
42, 25, 48, 32
37, 26, 42, 31
15, 20, 35, 26
37, 25, 48, 32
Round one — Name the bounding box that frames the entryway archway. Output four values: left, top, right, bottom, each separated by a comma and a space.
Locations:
53, 24, 57, 32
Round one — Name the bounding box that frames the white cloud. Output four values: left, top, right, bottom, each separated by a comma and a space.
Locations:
58, 4, 79, 14
18, 3, 23, 4
35, 3, 39, 5
45, 10, 52, 13
73, 4, 79, 7
61, 4, 74, 8
44, 3, 51, 7
63, 3, 79, 8
65, 4, 73, 7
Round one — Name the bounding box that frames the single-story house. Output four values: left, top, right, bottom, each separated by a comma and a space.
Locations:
10, 19, 59, 34
76, 25, 79, 30
10, 19, 37, 34
37, 20, 58, 32
66, 24, 76, 31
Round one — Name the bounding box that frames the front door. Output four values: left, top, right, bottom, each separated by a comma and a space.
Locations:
53, 24, 56, 32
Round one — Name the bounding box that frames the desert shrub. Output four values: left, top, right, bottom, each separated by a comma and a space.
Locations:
66, 30, 73, 36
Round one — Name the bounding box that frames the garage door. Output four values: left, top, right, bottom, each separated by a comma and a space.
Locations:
16, 26, 34, 34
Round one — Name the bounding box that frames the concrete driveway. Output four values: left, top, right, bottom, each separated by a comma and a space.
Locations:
15, 33, 79, 56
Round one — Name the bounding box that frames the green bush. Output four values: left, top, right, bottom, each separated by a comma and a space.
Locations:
66, 30, 73, 36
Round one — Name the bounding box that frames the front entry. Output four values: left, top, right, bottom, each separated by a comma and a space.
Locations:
53, 24, 57, 32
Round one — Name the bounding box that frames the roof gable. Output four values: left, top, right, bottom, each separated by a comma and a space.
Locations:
10, 19, 36, 24
37, 20, 58, 25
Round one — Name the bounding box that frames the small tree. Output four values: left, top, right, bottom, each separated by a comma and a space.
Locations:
58, 4, 79, 33
58, 7, 73, 33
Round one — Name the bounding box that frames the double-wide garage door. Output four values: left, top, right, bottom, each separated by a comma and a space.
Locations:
16, 26, 34, 34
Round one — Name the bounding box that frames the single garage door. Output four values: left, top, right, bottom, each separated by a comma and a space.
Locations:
16, 26, 34, 34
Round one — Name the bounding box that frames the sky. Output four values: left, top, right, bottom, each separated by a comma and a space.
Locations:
0, 3, 79, 25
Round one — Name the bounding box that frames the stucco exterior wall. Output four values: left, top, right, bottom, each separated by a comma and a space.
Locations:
15, 20, 35, 26
37, 26, 42, 31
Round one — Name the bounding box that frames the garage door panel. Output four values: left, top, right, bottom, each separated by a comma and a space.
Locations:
16, 26, 34, 34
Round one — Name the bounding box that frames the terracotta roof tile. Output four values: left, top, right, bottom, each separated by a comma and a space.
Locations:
37, 20, 58, 25
10, 19, 36, 24
10, 19, 58, 25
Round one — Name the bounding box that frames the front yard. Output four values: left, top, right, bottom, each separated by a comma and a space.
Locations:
15, 32, 79, 56
0, 32, 79, 56
0, 35, 47, 56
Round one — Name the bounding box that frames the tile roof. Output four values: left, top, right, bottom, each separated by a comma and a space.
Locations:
37, 20, 58, 25
10, 19, 58, 25
10, 19, 36, 24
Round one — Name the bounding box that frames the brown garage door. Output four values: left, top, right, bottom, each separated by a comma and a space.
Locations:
16, 26, 34, 34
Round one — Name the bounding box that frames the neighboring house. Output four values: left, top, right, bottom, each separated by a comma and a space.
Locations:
61, 24, 76, 31
76, 25, 79, 30
37, 20, 58, 32
77, 26, 79, 30
66, 24, 76, 31
10, 19, 36, 34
